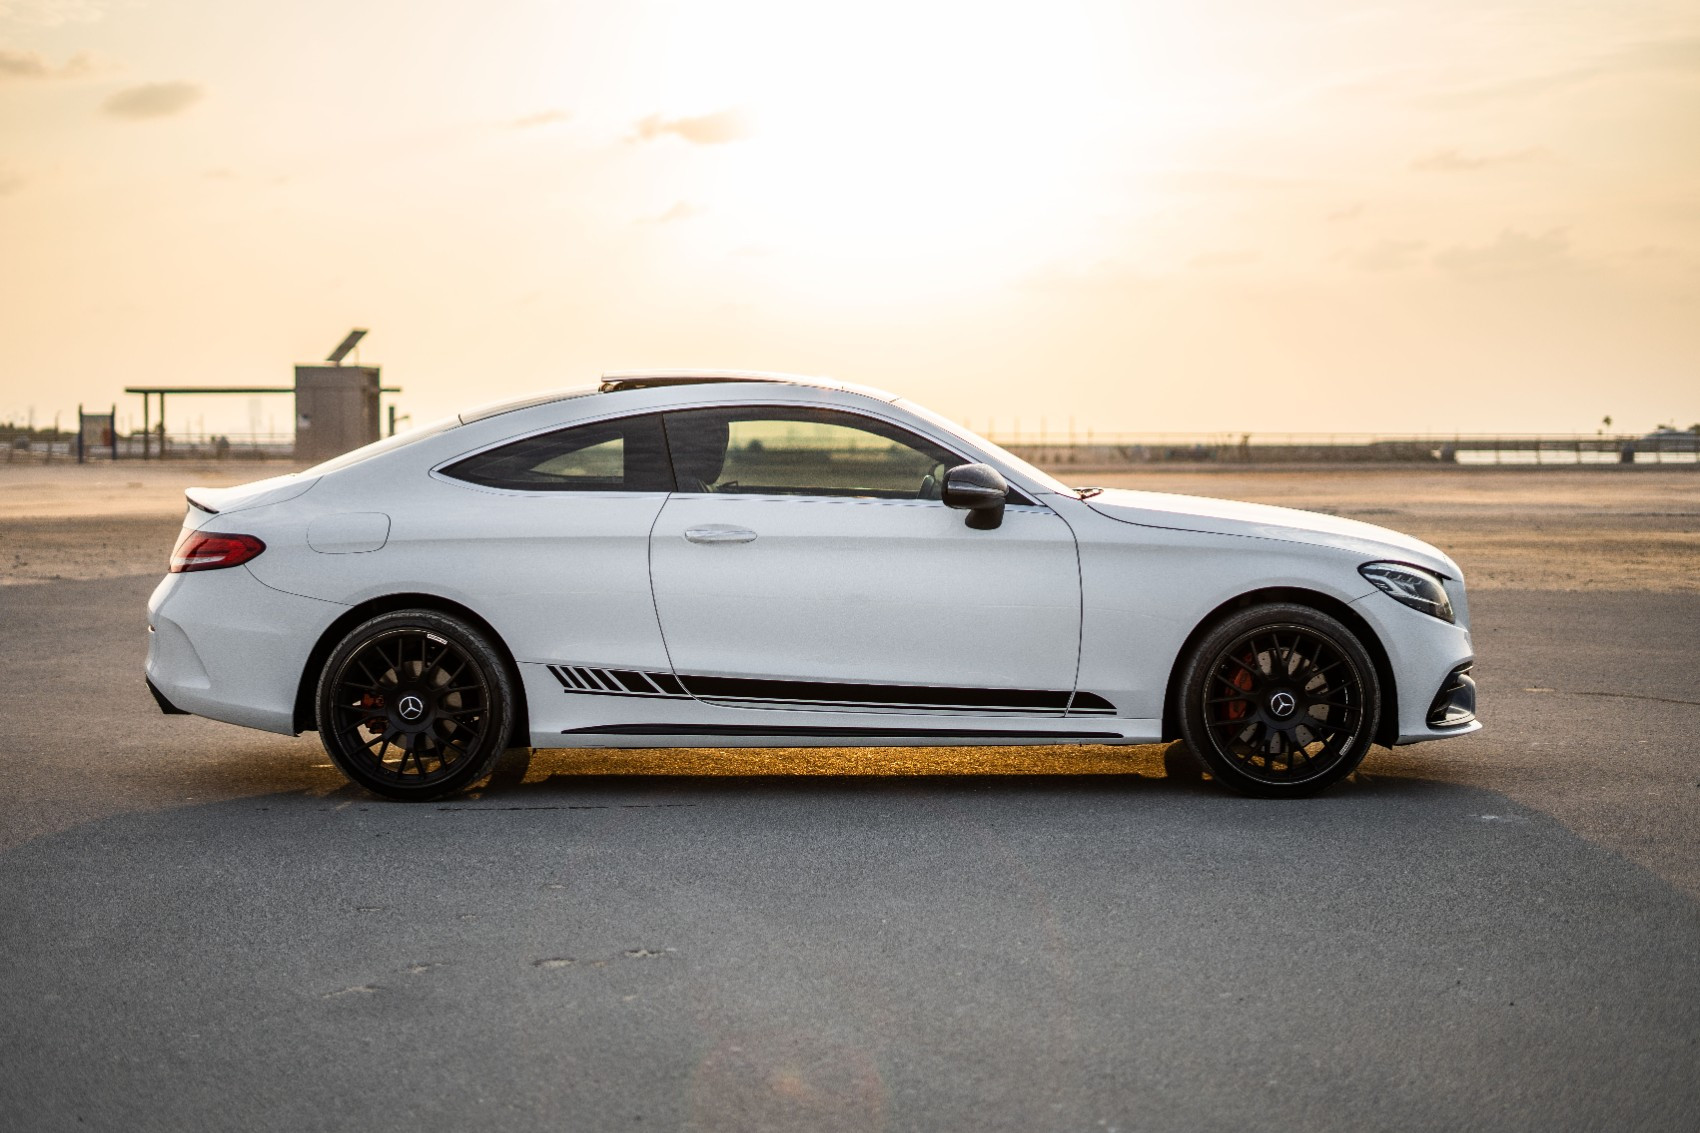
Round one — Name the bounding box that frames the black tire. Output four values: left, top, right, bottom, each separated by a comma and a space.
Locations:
315, 609, 517, 801
1176, 603, 1381, 798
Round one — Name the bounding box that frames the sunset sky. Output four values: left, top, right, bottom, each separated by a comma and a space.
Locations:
1, 0, 1696, 437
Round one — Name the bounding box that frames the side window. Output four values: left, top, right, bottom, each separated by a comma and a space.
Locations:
441, 413, 673, 492
663, 407, 962, 499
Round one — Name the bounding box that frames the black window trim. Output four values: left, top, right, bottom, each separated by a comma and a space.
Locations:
656, 401, 1040, 507
429, 399, 1041, 508
431, 410, 676, 496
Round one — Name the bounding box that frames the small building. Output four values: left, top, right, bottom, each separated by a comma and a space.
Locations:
294, 364, 382, 462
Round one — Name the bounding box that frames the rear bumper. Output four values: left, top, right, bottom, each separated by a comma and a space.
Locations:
145, 675, 189, 715
147, 567, 344, 736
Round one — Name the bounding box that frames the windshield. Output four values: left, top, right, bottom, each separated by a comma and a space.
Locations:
300, 414, 463, 477
893, 399, 1077, 497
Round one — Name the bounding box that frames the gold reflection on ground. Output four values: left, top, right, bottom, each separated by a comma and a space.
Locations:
514, 743, 1186, 780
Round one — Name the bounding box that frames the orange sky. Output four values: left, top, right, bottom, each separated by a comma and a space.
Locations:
1, 0, 1697, 437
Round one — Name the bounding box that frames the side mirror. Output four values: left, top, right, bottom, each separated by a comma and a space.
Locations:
941, 463, 1009, 530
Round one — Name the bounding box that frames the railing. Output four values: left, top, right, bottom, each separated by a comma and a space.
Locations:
0, 431, 298, 463
997, 432, 1700, 466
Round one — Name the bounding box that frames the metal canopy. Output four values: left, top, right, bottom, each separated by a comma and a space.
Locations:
124, 386, 295, 395
123, 386, 398, 395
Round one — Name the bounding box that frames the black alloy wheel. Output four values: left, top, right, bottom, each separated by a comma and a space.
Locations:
315, 609, 517, 800
1177, 603, 1381, 797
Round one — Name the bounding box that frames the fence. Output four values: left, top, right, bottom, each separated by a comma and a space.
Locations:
0, 430, 297, 463
998, 432, 1700, 467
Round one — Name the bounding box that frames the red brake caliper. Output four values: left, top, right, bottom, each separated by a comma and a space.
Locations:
359, 691, 386, 733
1223, 652, 1255, 721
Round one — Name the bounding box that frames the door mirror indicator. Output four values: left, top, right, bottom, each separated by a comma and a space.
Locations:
941, 463, 1009, 530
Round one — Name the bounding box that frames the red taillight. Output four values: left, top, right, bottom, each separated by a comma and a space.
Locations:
169, 531, 266, 573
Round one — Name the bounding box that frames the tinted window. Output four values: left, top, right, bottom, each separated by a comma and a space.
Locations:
442, 414, 673, 492
663, 407, 960, 499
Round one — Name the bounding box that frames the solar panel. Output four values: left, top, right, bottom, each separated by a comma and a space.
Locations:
326, 328, 368, 365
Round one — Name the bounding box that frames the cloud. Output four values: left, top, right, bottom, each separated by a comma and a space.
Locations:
0, 0, 111, 25
1350, 239, 1427, 273
633, 108, 750, 145
1411, 147, 1547, 172
0, 162, 24, 195
1189, 249, 1260, 269
1018, 259, 1156, 294
102, 80, 201, 120
1148, 168, 1292, 194
1422, 37, 1700, 108
512, 108, 570, 129
1327, 203, 1364, 222
639, 200, 705, 224
0, 47, 94, 79
1434, 229, 1573, 278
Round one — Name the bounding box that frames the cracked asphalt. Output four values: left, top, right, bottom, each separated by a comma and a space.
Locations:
2, 574, 1697, 1132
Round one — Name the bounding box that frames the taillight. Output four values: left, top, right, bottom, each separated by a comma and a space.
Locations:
169, 531, 267, 573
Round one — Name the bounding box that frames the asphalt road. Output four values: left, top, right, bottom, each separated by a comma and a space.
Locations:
2, 575, 1697, 1132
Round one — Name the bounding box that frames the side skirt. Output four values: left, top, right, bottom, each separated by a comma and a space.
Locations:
559, 723, 1123, 740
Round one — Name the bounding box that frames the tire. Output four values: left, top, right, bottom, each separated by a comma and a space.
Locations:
1176, 603, 1381, 798
315, 609, 517, 801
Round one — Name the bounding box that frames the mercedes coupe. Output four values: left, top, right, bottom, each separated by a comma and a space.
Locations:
146, 371, 1479, 799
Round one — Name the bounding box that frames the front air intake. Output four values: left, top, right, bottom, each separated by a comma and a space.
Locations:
1427, 663, 1477, 727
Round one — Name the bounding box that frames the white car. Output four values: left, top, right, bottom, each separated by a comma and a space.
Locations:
147, 371, 1479, 800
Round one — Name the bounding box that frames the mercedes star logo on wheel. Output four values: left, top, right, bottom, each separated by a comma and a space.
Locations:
397, 694, 425, 722
1268, 691, 1297, 718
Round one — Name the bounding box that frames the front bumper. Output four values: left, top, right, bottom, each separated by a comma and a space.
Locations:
1348, 589, 1481, 745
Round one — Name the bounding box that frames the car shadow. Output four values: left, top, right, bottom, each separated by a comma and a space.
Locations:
457, 740, 1434, 807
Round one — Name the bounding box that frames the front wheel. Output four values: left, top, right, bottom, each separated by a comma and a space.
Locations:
1176, 603, 1381, 798
315, 609, 517, 801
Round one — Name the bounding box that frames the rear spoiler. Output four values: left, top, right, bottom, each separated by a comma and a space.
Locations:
180, 474, 317, 517
184, 489, 220, 515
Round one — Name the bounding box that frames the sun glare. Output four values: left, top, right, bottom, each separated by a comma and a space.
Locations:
643, 0, 1122, 284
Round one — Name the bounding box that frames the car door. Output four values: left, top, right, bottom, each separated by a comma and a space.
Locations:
647, 404, 1083, 715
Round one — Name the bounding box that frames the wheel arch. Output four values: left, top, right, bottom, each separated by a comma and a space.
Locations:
1160, 586, 1399, 747
293, 593, 531, 746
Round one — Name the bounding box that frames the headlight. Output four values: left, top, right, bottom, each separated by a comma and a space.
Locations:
1359, 562, 1455, 623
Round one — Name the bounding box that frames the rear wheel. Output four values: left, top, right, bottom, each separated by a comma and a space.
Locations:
1177, 603, 1381, 798
315, 609, 516, 801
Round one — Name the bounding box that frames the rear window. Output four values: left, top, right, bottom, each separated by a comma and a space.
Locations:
441, 413, 674, 492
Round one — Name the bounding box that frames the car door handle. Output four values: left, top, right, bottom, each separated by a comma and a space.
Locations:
684, 525, 758, 545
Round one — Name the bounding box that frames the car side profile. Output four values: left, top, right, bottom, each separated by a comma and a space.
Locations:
146, 371, 1479, 800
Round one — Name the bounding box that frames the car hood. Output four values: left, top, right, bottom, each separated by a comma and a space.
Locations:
1085, 489, 1460, 576
184, 472, 319, 517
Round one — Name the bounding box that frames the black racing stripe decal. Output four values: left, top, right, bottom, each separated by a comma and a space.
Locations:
680, 674, 1070, 712
1069, 691, 1117, 714
546, 665, 1120, 716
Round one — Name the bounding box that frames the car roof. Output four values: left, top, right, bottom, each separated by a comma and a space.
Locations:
598, 369, 842, 392
458, 370, 896, 424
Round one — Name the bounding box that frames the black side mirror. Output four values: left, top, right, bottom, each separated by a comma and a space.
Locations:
941, 463, 1009, 530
